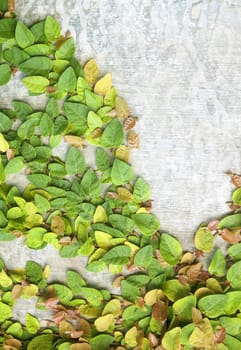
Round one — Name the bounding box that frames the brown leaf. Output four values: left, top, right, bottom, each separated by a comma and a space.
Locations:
59, 320, 73, 337
51, 215, 65, 235
208, 220, 219, 231
11, 284, 23, 299
186, 263, 202, 282
5, 338, 22, 349
192, 307, 203, 325
231, 174, 241, 187
112, 276, 124, 288
6, 148, 14, 160
128, 130, 139, 148
92, 128, 103, 139
124, 116, 137, 131
148, 333, 159, 347
44, 297, 59, 309
70, 330, 84, 339
53, 311, 66, 324
220, 228, 241, 244
70, 343, 92, 350
214, 326, 226, 344
141, 200, 153, 212
64, 135, 86, 148
77, 318, 92, 336
152, 300, 167, 322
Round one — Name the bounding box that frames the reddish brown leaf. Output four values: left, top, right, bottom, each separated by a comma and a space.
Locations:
128, 131, 139, 148
214, 326, 226, 344
220, 228, 241, 244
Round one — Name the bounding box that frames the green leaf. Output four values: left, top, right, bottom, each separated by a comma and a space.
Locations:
27, 174, 51, 187
0, 112, 12, 132
25, 260, 43, 284
0, 231, 15, 241
58, 66, 76, 93
85, 89, 103, 111
19, 56, 53, 76
80, 287, 103, 306
161, 327, 181, 350
227, 260, 241, 289
24, 43, 50, 56
159, 233, 182, 265
63, 101, 89, 135
163, 279, 190, 302
39, 113, 54, 136
109, 214, 135, 234
60, 243, 80, 258
25, 313, 40, 334
228, 243, 241, 261
225, 291, 241, 314
111, 158, 134, 185
173, 295, 196, 322
17, 119, 38, 139
22, 76, 49, 94
132, 213, 160, 236
208, 249, 226, 276
30, 20, 47, 43
5, 157, 25, 175
87, 111, 102, 130
194, 226, 214, 252
101, 245, 131, 265
81, 168, 101, 198
13, 100, 33, 120
55, 37, 75, 60
25, 228, 46, 249
65, 146, 86, 175
44, 16, 61, 42
27, 334, 53, 350
218, 213, 241, 229
0, 302, 12, 322
198, 294, 227, 318
34, 194, 51, 214
77, 76, 91, 100
0, 18, 17, 42
50, 284, 73, 303
232, 187, 241, 205
66, 270, 86, 295
90, 335, 114, 350
0, 64, 11, 86
95, 148, 111, 171
3, 46, 29, 65
15, 21, 35, 49
219, 317, 241, 336
101, 119, 124, 148
133, 177, 150, 202
134, 245, 153, 267
223, 335, 241, 350
21, 142, 36, 161
86, 260, 107, 272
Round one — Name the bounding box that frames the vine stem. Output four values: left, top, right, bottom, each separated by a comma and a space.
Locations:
8, 0, 15, 12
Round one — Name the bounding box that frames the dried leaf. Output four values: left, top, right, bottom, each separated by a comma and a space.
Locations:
115, 96, 130, 118
128, 130, 139, 148
124, 116, 137, 131
64, 135, 86, 148
220, 228, 241, 244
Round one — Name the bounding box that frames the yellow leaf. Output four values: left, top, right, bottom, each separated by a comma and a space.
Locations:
0, 270, 12, 288
206, 278, 223, 293
94, 314, 114, 332
0, 133, 9, 152
95, 231, 112, 249
89, 248, 106, 263
144, 289, 164, 306
94, 73, 112, 95
161, 327, 181, 350
102, 299, 122, 317
117, 187, 133, 202
22, 284, 38, 298
64, 135, 86, 148
51, 215, 65, 235
124, 241, 139, 254
93, 206, 107, 223
115, 145, 130, 163
79, 304, 102, 318
115, 96, 130, 118
189, 318, 214, 348
84, 58, 99, 84
43, 265, 51, 279
125, 326, 138, 347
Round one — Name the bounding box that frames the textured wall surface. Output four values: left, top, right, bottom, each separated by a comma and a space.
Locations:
0, 0, 241, 317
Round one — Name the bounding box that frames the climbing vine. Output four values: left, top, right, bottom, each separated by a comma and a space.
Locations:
0, 1, 241, 349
